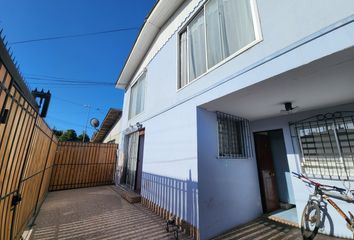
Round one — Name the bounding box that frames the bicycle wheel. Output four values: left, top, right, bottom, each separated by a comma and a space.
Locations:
301, 201, 321, 240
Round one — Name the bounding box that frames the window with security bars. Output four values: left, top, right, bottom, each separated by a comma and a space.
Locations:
217, 112, 251, 158
291, 112, 354, 180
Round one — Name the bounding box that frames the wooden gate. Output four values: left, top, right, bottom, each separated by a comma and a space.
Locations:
0, 41, 57, 239
49, 142, 117, 191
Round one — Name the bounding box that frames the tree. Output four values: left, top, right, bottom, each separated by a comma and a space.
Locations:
58, 129, 78, 142
77, 133, 90, 142
53, 129, 63, 138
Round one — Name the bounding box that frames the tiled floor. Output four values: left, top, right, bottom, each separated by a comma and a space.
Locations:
31, 186, 191, 240
31, 186, 348, 240
212, 217, 347, 240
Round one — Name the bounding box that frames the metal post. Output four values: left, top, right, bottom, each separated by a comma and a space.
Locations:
83, 105, 91, 142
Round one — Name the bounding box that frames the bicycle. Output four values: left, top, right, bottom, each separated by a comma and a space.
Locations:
293, 172, 354, 240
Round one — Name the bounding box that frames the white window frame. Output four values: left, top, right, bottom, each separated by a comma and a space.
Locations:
176, 0, 262, 91
128, 71, 146, 120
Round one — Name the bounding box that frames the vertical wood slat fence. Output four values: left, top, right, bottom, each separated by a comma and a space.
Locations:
49, 142, 118, 191
0, 55, 57, 240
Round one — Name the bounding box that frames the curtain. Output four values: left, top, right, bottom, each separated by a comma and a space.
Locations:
220, 0, 255, 57
129, 74, 145, 118
129, 82, 138, 118
205, 0, 255, 69
205, 0, 223, 68
126, 131, 139, 189
188, 11, 206, 81
180, 31, 188, 88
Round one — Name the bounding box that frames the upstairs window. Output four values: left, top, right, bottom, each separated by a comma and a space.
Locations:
129, 73, 145, 119
179, 0, 260, 89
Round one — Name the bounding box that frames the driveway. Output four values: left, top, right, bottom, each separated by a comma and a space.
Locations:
31, 186, 189, 240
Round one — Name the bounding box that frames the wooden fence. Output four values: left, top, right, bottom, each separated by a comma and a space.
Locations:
0, 47, 57, 239
49, 142, 117, 191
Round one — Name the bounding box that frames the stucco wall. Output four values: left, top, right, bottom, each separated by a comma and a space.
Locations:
197, 108, 262, 239
118, 1, 354, 238
251, 102, 354, 239
103, 119, 121, 144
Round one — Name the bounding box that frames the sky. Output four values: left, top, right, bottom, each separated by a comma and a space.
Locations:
0, 0, 156, 137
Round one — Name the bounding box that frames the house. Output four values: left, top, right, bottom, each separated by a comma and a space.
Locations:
115, 0, 354, 239
92, 108, 122, 144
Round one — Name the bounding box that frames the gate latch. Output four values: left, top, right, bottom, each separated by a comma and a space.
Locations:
11, 193, 22, 207
0, 109, 9, 124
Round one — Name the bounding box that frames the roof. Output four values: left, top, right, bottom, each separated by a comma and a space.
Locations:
91, 108, 122, 143
115, 0, 185, 89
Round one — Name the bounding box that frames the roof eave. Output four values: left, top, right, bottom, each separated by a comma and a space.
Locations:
115, 0, 185, 89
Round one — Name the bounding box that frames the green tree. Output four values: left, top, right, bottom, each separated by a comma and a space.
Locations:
77, 133, 90, 142
53, 129, 63, 138
58, 129, 78, 142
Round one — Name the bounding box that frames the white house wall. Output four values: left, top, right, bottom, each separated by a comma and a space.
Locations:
197, 108, 263, 239
103, 119, 121, 144
119, 0, 354, 238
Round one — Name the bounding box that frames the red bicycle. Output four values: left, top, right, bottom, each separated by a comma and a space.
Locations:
293, 172, 354, 240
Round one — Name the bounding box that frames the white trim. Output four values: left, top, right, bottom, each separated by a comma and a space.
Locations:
128, 68, 147, 89
128, 71, 147, 120
176, 0, 263, 91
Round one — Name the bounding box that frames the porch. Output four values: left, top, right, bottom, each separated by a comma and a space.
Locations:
30, 186, 192, 240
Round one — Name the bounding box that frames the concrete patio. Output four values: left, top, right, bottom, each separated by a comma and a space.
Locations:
30, 186, 347, 240
30, 186, 191, 240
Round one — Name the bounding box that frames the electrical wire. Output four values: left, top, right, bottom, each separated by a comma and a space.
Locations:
10, 26, 140, 45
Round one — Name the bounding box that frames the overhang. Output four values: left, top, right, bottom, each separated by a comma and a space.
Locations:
92, 108, 122, 143
115, 0, 185, 89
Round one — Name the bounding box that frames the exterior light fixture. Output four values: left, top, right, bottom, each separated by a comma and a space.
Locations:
281, 102, 298, 113
136, 122, 143, 129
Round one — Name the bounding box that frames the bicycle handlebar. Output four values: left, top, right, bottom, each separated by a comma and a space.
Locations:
292, 172, 347, 193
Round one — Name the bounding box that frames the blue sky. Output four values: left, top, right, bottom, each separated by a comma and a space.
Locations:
0, 0, 156, 137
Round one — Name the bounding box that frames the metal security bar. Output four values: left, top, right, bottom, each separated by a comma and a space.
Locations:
290, 111, 354, 180
216, 111, 252, 159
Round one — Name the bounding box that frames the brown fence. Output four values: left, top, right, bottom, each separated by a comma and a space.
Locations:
0, 44, 57, 239
49, 142, 117, 191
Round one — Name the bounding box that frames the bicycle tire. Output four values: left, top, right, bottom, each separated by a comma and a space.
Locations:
301, 201, 321, 240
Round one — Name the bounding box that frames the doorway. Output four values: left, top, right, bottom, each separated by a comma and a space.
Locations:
254, 129, 292, 213
135, 130, 145, 194
123, 130, 145, 193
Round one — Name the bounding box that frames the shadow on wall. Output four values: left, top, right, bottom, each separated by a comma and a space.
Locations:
141, 170, 198, 228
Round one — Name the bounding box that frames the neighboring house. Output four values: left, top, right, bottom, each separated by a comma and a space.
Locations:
92, 108, 122, 144
115, 0, 354, 239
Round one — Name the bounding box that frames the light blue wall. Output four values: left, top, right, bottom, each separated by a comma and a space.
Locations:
251, 102, 354, 239
268, 130, 295, 204
197, 108, 262, 240
118, 1, 354, 238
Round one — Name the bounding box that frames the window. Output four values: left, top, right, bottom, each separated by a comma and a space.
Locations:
129, 73, 146, 119
292, 112, 354, 180
217, 112, 252, 158
179, 0, 259, 89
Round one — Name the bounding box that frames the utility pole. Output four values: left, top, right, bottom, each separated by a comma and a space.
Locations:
83, 104, 91, 142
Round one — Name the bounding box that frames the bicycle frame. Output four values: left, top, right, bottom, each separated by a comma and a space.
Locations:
294, 172, 354, 232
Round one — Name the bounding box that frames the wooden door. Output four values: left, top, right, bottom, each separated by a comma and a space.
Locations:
254, 133, 280, 213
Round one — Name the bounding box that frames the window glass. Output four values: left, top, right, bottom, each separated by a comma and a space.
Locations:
188, 11, 207, 81
217, 112, 251, 159
129, 74, 145, 119
179, 0, 259, 88
179, 31, 188, 88
220, 0, 255, 57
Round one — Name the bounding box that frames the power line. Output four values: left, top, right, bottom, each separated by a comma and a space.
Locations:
27, 77, 114, 85
10, 26, 140, 45
52, 96, 105, 110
